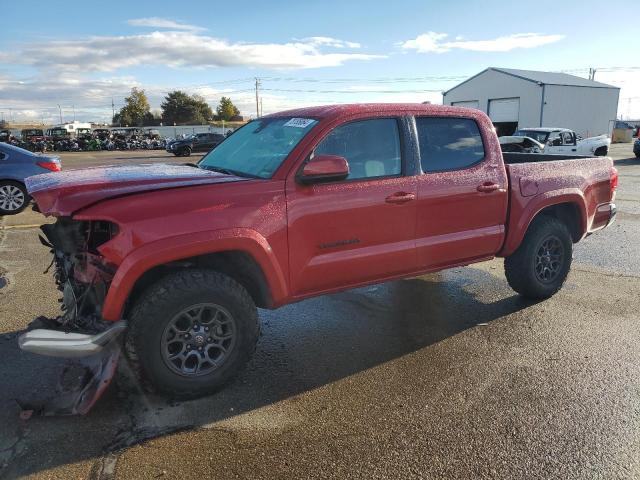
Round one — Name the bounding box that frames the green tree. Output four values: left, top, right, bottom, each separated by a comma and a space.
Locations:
114, 87, 150, 126
216, 97, 240, 121
161, 91, 213, 125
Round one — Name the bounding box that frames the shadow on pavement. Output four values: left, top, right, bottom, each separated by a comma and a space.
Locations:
613, 156, 639, 166
0, 267, 537, 477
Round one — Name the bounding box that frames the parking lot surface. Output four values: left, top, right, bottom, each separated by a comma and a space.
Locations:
0, 145, 639, 479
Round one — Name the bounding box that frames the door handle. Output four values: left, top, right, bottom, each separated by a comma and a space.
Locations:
385, 192, 416, 204
477, 182, 500, 193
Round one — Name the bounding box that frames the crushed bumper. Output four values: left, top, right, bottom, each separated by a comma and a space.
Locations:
17, 320, 127, 417
19, 321, 127, 357
17, 346, 121, 417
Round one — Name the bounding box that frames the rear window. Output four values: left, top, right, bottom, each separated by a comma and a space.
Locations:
416, 117, 485, 172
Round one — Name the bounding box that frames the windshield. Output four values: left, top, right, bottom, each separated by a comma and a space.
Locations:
514, 130, 549, 144
199, 117, 318, 178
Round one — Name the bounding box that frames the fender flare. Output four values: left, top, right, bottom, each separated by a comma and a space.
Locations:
100, 228, 288, 321
499, 189, 588, 257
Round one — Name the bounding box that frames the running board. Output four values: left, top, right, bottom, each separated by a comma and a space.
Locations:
18, 321, 127, 358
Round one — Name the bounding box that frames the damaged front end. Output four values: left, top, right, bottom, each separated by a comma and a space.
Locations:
18, 217, 126, 416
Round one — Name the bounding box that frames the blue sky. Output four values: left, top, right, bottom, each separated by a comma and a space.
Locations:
1, 0, 638, 123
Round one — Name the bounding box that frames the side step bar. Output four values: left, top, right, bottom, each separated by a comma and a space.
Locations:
18, 321, 127, 358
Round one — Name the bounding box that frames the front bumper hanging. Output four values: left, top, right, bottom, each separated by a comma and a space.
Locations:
17, 321, 127, 417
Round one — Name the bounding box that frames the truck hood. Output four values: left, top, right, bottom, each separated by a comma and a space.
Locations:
26, 163, 247, 216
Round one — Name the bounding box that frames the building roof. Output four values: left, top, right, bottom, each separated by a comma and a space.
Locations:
444, 67, 619, 95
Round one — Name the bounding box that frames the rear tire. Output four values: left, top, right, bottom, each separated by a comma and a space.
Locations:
0, 181, 29, 215
504, 216, 572, 299
125, 269, 260, 398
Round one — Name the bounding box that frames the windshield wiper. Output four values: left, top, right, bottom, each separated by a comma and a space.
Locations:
199, 164, 261, 179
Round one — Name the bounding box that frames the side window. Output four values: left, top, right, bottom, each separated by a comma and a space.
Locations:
548, 132, 562, 146
314, 118, 401, 180
416, 117, 485, 172
561, 132, 574, 145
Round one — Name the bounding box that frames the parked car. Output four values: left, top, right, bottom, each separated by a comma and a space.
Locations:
166, 132, 226, 156
634, 137, 640, 158
499, 135, 545, 153
93, 128, 111, 140
0, 130, 10, 143
514, 128, 610, 156
46, 128, 69, 142
19, 104, 617, 413
0, 142, 61, 215
21, 129, 45, 142
76, 128, 93, 139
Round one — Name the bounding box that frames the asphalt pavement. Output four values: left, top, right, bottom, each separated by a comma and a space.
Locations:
0, 145, 638, 479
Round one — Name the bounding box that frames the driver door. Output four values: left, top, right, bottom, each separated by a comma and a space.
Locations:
286, 117, 418, 296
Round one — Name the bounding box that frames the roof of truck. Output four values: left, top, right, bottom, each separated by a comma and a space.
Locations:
267, 103, 462, 120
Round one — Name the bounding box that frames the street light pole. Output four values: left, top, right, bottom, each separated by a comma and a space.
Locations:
57, 104, 62, 124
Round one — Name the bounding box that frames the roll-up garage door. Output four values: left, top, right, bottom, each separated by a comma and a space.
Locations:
452, 101, 480, 109
488, 98, 520, 122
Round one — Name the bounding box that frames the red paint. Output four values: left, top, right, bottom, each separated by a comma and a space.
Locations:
27, 104, 617, 321
301, 155, 349, 178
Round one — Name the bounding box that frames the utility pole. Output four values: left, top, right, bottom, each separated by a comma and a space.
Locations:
72, 105, 75, 122
111, 98, 115, 126
57, 104, 62, 124
589, 68, 597, 81
255, 77, 261, 118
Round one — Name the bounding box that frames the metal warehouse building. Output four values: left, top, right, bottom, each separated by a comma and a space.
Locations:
442, 67, 620, 137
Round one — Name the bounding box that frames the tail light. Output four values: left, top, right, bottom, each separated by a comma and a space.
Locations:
610, 166, 618, 195
37, 161, 61, 172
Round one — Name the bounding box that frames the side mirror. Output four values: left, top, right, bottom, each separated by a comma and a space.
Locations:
299, 154, 349, 184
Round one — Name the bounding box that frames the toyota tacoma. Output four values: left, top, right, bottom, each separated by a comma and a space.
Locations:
19, 104, 618, 413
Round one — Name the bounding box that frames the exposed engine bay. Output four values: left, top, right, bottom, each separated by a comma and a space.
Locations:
38, 217, 118, 333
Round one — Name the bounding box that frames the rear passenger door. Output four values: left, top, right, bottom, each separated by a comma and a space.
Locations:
286, 117, 418, 296
414, 116, 508, 269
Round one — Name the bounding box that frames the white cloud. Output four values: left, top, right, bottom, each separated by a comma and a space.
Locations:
401, 32, 565, 53
127, 17, 206, 32
7, 32, 381, 73
301, 37, 361, 49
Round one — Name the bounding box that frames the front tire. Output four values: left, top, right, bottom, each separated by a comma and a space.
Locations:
504, 216, 573, 299
179, 146, 191, 157
0, 181, 29, 215
125, 269, 260, 398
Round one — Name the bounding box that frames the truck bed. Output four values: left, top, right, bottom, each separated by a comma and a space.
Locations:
502, 152, 594, 164
500, 154, 615, 256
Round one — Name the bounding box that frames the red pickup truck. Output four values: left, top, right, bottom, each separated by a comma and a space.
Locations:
20, 104, 617, 406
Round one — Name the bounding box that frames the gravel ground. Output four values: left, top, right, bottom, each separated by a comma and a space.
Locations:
0, 144, 638, 479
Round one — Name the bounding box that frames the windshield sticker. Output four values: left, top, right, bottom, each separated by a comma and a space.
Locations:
283, 118, 315, 128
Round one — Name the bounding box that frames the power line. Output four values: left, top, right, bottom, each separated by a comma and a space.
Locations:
261, 88, 443, 94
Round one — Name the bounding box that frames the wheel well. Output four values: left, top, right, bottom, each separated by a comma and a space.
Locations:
593, 146, 608, 156
535, 203, 583, 242
125, 250, 273, 315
